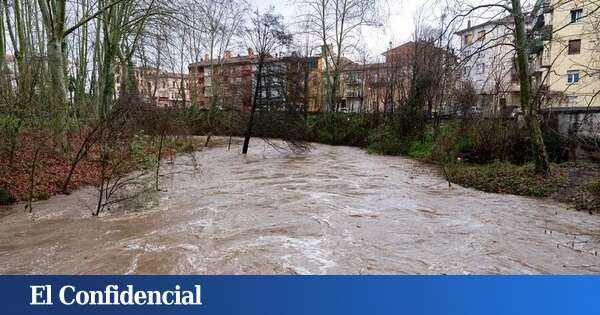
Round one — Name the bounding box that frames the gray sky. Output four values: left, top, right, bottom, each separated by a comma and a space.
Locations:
251, 0, 425, 60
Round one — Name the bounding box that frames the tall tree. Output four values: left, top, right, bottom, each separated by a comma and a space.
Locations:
241, 8, 292, 154
193, 0, 247, 109
300, 0, 380, 112
448, 0, 551, 174
510, 0, 549, 174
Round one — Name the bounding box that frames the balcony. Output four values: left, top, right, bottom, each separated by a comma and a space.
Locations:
543, 0, 553, 13
344, 90, 362, 98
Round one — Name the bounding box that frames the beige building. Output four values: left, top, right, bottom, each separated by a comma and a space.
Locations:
456, 0, 600, 116
535, 0, 600, 109
115, 66, 190, 107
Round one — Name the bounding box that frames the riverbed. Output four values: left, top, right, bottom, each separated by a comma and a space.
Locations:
1, 140, 599, 274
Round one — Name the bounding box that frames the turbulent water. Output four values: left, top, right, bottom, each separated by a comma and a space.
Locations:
1, 139, 599, 274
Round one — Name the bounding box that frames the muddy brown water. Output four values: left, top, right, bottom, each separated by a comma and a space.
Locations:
1, 139, 599, 274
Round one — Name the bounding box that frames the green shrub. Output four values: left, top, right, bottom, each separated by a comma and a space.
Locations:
366, 125, 406, 156
572, 177, 600, 213
541, 125, 571, 164
0, 187, 15, 205
307, 113, 374, 146
446, 161, 562, 197
584, 177, 600, 193
431, 119, 532, 165
407, 134, 434, 160
432, 121, 471, 163
0, 114, 22, 156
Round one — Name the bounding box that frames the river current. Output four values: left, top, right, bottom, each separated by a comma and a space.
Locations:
1, 139, 599, 274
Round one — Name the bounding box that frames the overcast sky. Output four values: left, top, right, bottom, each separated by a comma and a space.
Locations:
251, 0, 428, 60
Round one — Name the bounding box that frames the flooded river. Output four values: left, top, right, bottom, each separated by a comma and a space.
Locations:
1, 139, 599, 274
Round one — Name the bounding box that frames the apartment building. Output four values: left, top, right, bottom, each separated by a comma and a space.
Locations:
456, 0, 600, 116
188, 49, 323, 112
188, 51, 254, 110
528, 0, 600, 136
339, 41, 452, 114
455, 17, 521, 115
115, 66, 190, 107
532, 0, 600, 108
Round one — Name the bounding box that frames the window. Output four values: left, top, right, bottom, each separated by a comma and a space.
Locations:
567, 70, 580, 84
570, 9, 583, 23
499, 98, 507, 108
464, 34, 473, 46
568, 39, 581, 55
476, 63, 486, 74
567, 96, 578, 105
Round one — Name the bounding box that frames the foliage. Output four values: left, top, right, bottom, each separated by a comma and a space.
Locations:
431, 119, 532, 164
307, 113, 375, 146
366, 125, 405, 155
407, 135, 434, 160
572, 177, 600, 214
0, 114, 22, 163
0, 187, 15, 205
446, 161, 563, 197
541, 124, 571, 164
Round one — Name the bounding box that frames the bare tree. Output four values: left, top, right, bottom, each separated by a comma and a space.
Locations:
447, 0, 551, 174
193, 0, 248, 109
241, 8, 293, 154
299, 0, 381, 112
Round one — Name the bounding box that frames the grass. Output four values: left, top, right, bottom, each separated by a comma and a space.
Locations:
407, 136, 434, 161
572, 177, 600, 214
446, 161, 564, 198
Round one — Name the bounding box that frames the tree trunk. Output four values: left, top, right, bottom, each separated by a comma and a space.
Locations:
0, 2, 7, 84
47, 36, 69, 149
511, 0, 550, 175
242, 58, 264, 154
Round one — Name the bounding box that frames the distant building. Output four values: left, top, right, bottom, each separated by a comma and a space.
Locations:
188, 49, 322, 112
115, 66, 190, 107
188, 50, 254, 110
339, 42, 453, 114
455, 17, 521, 115
456, 0, 600, 117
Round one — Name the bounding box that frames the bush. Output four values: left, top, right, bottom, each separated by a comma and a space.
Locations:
0, 187, 15, 205
432, 118, 532, 165
366, 125, 405, 155
0, 114, 22, 157
446, 161, 562, 197
572, 177, 600, 213
541, 125, 571, 164
307, 113, 374, 146
407, 134, 434, 160
431, 121, 472, 163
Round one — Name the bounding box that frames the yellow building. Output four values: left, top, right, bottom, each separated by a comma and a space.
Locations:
538, 0, 600, 108
115, 66, 190, 107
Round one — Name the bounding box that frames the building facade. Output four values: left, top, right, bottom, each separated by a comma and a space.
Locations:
533, 0, 600, 109
455, 18, 522, 115
115, 66, 190, 107
339, 42, 453, 114
456, 0, 600, 116
188, 49, 322, 113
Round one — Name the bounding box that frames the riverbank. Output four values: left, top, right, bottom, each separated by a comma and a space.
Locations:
302, 114, 600, 214
0, 132, 202, 205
